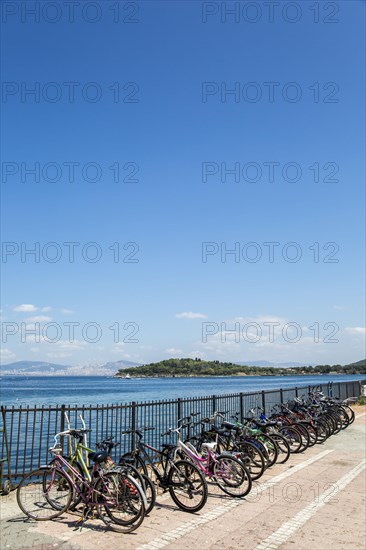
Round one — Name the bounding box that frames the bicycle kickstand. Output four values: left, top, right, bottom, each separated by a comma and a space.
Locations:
75, 505, 94, 531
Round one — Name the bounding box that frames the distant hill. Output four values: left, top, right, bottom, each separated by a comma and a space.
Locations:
0, 361, 71, 374
344, 359, 366, 368
2, 358, 364, 377
117, 358, 366, 377
100, 360, 141, 371
238, 361, 311, 368
1, 359, 141, 376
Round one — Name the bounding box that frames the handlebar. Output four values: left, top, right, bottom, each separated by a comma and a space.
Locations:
49, 428, 91, 453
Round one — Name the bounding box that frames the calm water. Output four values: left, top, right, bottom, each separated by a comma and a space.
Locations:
0, 374, 365, 407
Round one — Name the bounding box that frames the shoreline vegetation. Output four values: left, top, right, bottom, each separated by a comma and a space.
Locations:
116, 358, 366, 378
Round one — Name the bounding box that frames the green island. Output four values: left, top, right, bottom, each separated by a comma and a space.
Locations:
117, 358, 366, 378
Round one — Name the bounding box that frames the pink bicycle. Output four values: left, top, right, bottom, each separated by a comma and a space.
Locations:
165, 417, 252, 498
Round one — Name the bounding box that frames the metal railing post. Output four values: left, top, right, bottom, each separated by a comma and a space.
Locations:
177, 398, 182, 422
60, 404, 65, 454
131, 402, 137, 451
261, 391, 266, 414
239, 393, 244, 423
1, 406, 12, 488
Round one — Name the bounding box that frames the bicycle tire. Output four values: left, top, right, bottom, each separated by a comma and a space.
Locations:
341, 404, 355, 424
236, 441, 266, 480
328, 412, 342, 434
314, 419, 329, 443
94, 471, 145, 533
48, 457, 88, 511
168, 460, 207, 513
120, 452, 149, 477
269, 433, 290, 464
141, 473, 156, 515
337, 407, 350, 429
17, 467, 73, 521
293, 423, 310, 451
255, 434, 278, 467
278, 426, 302, 453
119, 464, 156, 515
213, 454, 252, 497
298, 422, 317, 447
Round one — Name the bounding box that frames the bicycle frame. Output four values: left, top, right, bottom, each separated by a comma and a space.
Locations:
48, 452, 97, 507
134, 440, 175, 484
48, 428, 123, 507
177, 438, 217, 477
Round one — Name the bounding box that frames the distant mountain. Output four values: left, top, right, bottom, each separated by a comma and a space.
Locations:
100, 360, 141, 370
344, 359, 366, 368
0, 361, 71, 374
238, 361, 311, 368
2, 358, 363, 376
98, 360, 141, 372
1, 359, 141, 376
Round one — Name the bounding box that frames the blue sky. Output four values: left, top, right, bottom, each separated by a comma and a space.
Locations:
1, 0, 365, 366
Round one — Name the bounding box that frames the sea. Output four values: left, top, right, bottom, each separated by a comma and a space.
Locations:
1, 373, 365, 408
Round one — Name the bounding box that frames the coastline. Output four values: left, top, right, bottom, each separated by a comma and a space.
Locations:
115, 372, 366, 379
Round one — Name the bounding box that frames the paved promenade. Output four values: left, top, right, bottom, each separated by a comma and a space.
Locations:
1, 407, 365, 550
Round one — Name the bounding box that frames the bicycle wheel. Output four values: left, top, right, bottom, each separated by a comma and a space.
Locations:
213, 454, 252, 497
299, 423, 317, 447
17, 467, 73, 520
269, 433, 290, 464
237, 441, 266, 480
328, 412, 342, 434
255, 435, 278, 467
337, 407, 350, 429
94, 471, 145, 533
293, 424, 310, 451
314, 419, 329, 443
168, 460, 207, 513
119, 453, 149, 477
320, 414, 335, 436
141, 473, 156, 515
341, 404, 355, 424
278, 426, 302, 453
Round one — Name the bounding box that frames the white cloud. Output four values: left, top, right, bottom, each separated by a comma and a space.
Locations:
13, 304, 51, 313
345, 327, 366, 335
13, 304, 38, 312
0, 348, 16, 363
30, 347, 40, 353
111, 342, 126, 354
60, 308, 74, 315
165, 348, 183, 356
187, 350, 206, 359
233, 315, 289, 325
25, 316, 52, 323
47, 352, 72, 359
175, 312, 207, 319
54, 340, 87, 350
333, 305, 345, 311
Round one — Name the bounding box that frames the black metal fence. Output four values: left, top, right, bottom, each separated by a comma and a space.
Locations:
0, 379, 363, 487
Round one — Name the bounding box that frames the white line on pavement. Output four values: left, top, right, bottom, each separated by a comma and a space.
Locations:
136, 449, 334, 550
355, 412, 366, 419
254, 458, 366, 550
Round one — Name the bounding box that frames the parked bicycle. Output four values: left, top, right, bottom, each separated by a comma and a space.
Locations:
17, 427, 146, 533
120, 426, 208, 512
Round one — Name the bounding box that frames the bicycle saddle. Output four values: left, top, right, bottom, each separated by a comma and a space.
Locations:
119, 455, 135, 464
253, 420, 278, 427
222, 421, 237, 430
161, 443, 176, 450
201, 442, 216, 451
88, 450, 109, 463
